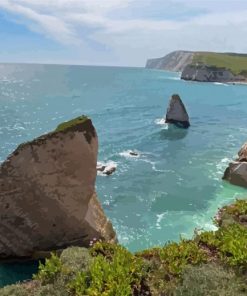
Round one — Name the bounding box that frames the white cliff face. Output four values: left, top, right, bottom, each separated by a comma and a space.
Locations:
146, 51, 194, 72
165, 94, 190, 128
0, 117, 116, 260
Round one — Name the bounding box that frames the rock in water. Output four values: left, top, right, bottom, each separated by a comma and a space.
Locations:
223, 142, 247, 187
0, 116, 117, 260
103, 165, 116, 176
165, 94, 190, 128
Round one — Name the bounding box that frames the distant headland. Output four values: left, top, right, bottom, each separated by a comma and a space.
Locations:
146, 51, 247, 83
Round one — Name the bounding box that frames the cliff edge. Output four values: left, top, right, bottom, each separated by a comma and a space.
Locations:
146, 51, 247, 83
145, 50, 194, 72
0, 116, 116, 261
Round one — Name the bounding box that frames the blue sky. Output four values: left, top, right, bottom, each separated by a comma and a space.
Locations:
0, 0, 247, 66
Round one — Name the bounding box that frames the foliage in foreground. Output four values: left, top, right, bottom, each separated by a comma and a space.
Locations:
175, 263, 247, 296
1, 199, 247, 296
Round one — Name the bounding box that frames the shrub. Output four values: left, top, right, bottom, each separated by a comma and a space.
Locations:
175, 263, 247, 296
0, 284, 29, 296
216, 199, 247, 227
198, 223, 247, 267
69, 242, 147, 296
60, 247, 91, 275
158, 240, 208, 276
33, 253, 63, 284
136, 240, 208, 295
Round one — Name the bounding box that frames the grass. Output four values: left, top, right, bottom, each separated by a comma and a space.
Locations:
192, 52, 247, 76
55, 116, 89, 133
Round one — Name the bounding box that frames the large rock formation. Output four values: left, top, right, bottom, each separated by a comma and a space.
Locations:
0, 116, 116, 261
165, 94, 190, 128
223, 143, 247, 187
146, 50, 194, 72
181, 64, 235, 82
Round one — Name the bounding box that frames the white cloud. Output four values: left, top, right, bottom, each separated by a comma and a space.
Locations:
0, 0, 247, 65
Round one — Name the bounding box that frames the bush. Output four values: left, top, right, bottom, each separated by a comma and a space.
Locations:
198, 223, 247, 267
216, 199, 247, 227
33, 253, 63, 284
175, 263, 247, 296
69, 242, 147, 296
136, 240, 208, 295
0, 284, 29, 296
60, 247, 91, 275
158, 240, 208, 276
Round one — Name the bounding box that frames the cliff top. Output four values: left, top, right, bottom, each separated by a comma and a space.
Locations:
14, 115, 95, 155
146, 50, 247, 77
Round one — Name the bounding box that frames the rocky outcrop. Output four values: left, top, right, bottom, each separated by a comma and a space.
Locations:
165, 94, 190, 128
146, 51, 194, 72
181, 64, 235, 82
223, 143, 247, 187
0, 116, 117, 261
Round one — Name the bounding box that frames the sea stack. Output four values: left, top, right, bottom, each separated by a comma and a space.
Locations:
0, 116, 117, 261
165, 94, 190, 128
223, 142, 247, 187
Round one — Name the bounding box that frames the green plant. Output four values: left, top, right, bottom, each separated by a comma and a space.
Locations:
175, 263, 247, 296
199, 223, 247, 267
33, 253, 63, 284
158, 240, 208, 276
0, 284, 29, 296
69, 243, 147, 296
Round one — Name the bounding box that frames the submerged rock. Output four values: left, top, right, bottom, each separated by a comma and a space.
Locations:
97, 162, 117, 176
165, 94, 190, 128
223, 142, 247, 187
103, 165, 116, 176
0, 116, 117, 261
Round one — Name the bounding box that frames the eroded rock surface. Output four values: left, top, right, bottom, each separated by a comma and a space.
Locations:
0, 116, 116, 260
165, 94, 190, 128
223, 142, 247, 187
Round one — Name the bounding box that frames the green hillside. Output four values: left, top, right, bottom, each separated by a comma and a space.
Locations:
192, 52, 247, 76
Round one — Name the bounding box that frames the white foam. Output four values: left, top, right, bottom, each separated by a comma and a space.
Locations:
119, 150, 140, 159
97, 160, 118, 176
155, 118, 168, 127
213, 82, 229, 86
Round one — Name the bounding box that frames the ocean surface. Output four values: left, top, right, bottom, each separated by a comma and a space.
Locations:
1, 64, 247, 286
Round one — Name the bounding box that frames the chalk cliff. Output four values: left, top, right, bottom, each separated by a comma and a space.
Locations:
0, 116, 116, 260
145, 50, 194, 72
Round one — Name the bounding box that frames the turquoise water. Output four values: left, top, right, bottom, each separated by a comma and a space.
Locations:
1, 64, 247, 286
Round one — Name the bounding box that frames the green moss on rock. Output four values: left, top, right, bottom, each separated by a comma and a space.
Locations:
11, 115, 94, 156
55, 116, 88, 133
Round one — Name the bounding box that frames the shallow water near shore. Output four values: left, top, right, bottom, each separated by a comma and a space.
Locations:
1, 64, 247, 286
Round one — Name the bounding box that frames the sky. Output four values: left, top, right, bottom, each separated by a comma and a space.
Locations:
0, 0, 247, 66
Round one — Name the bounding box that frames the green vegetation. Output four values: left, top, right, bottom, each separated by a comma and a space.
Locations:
55, 116, 88, 133
198, 223, 247, 267
69, 243, 147, 296
1, 199, 247, 296
192, 52, 247, 77
175, 263, 247, 296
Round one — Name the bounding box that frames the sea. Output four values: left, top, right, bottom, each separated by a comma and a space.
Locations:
0, 64, 247, 287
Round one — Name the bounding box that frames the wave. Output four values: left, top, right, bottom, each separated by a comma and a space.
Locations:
154, 118, 168, 127
213, 82, 229, 86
